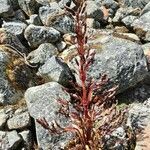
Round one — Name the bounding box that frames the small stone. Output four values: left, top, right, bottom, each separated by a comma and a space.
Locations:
86, 0, 103, 21
39, 3, 62, 26
114, 26, 129, 33
24, 24, 61, 48
122, 15, 137, 27
58, 0, 72, 8
9, 0, 20, 10
27, 14, 43, 25
37, 56, 75, 87
48, 14, 74, 34
2, 21, 27, 39
0, 28, 28, 53
7, 111, 31, 130
55, 41, 67, 52
132, 11, 150, 42
35, 0, 55, 5
0, 0, 14, 18
0, 109, 8, 129
18, 0, 40, 16
116, 33, 140, 41
14, 9, 26, 21
27, 43, 58, 65
0, 130, 22, 149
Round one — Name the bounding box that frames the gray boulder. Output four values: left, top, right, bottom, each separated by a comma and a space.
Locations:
7, 111, 31, 130
0, 130, 22, 150
25, 82, 73, 150
18, 0, 40, 16
88, 35, 148, 93
27, 43, 58, 65
2, 21, 27, 39
0, 0, 14, 18
37, 56, 75, 87
24, 24, 60, 48
62, 32, 148, 93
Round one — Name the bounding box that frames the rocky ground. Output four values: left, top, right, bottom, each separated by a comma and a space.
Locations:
0, 0, 150, 150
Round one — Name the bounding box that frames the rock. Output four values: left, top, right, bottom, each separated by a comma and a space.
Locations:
7, 111, 31, 130
58, 0, 72, 8
132, 11, 150, 42
24, 24, 61, 48
39, 3, 62, 26
86, 0, 104, 21
62, 32, 148, 93
27, 14, 43, 25
0, 130, 22, 149
27, 43, 58, 65
87, 35, 147, 93
18, 0, 40, 16
13, 9, 26, 21
135, 123, 150, 150
142, 43, 150, 55
56, 41, 67, 52
142, 43, 150, 83
0, 49, 23, 105
0, 44, 33, 105
141, 2, 150, 16
0, 28, 28, 54
95, 0, 119, 16
39, 2, 73, 32
63, 33, 76, 45
115, 33, 140, 42
35, 0, 55, 5
113, 7, 140, 24
104, 126, 135, 150
47, 14, 74, 34
9, 0, 20, 10
123, 0, 149, 9
114, 26, 129, 33
127, 98, 150, 134
0, 0, 14, 18
37, 56, 75, 87
19, 130, 32, 150
25, 82, 73, 150
0, 109, 8, 129
2, 21, 27, 40
122, 15, 137, 27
